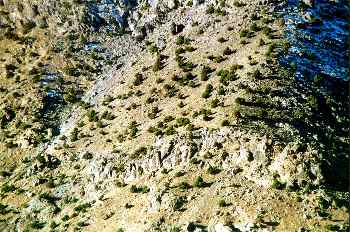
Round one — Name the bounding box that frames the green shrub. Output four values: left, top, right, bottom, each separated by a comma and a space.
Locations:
207, 166, 221, 175
202, 84, 213, 98
217, 69, 238, 86
74, 203, 91, 213
217, 37, 227, 43
176, 117, 190, 127
233, 1, 246, 7
218, 199, 228, 207
1, 183, 16, 193
221, 120, 230, 127
200, 65, 213, 81
30, 221, 46, 229
271, 179, 286, 190
178, 181, 191, 190
223, 47, 234, 56
87, 110, 98, 122
176, 36, 190, 45
153, 54, 162, 72
133, 73, 144, 86
206, 4, 215, 14
130, 185, 150, 193
210, 98, 220, 108
193, 176, 205, 188
132, 146, 148, 158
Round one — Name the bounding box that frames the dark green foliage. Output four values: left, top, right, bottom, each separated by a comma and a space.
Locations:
175, 171, 185, 177
202, 84, 213, 98
0, 203, 9, 215
153, 54, 162, 72
206, 4, 215, 14
217, 37, 227, 43
218, 199, 228, 207
207, 166, 221, 175
133, 73, 144, 86
165, 126, 176, 135
193, 176, 206, 188
250, 23, 260, 32
210, 98, 220, 108
271, 179, 286, 190
233, 1, 246, 7
1, 183, 16, 193
70, 128, 79, 142
39, 192, 57, 204
74, 203, 91, 213
200, 65, 213, 81
172, 73, 196, 86
307, 96, 318, 109
175, 55, 195, 72
217, 69, 238, 86
148, 106, 160, 119
223, 47, 235, 56
130, 185, 150, 193
173, 197, 186, 211
132, 146, 148, 158
176, 36, 190, 45
176, 117, 190, 127
178, 181, 191, 190
164, 84, 178, 97
221, 120, 230, 127
128, 121, 139, 137
87, 110, 98, 122
30, 221, 46, 229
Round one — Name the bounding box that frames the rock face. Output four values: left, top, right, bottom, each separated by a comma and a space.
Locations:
121, 128, 323, 188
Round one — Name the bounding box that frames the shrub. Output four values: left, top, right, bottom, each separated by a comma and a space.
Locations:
217, 37, 226, 43
30, 221, 46, 229
271, 179, 286, 190
233, 1, 246, 7
307, 96, 318, 109
217, 69, 238, 86
218, 199, 228, 207
172, 197, 186, 211
1, 183, 16, 193
130, 185, 150, 193
128, 121, 139, 137
165, 126, 176, 135
223, 47, 234, 56
132, 146, 148, 158
200, 65, 213, 81
240, 29, 249, 38
207, 166, 221, 175
250, 23, 260, 32
148, 106, 160, 119
221, 120, 230, 127
193, 176, 205, 188
206, 4, 215, 14
164, 84, 178, 97
176, 117, 190, 127
153, 54, 162, 72
213, 56, 226, 63
74, 203, 91, 213
218, 86, 226, 95
70, 128, 79, 142
133, 73, 144, 86
87, 110, 98, 122
176, 36, 190, 45
202, 84, 213, 98
210, 98, 220, 108
178, 181, 191, 190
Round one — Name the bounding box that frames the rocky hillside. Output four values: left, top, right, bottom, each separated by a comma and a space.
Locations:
0, 0, 349, 231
